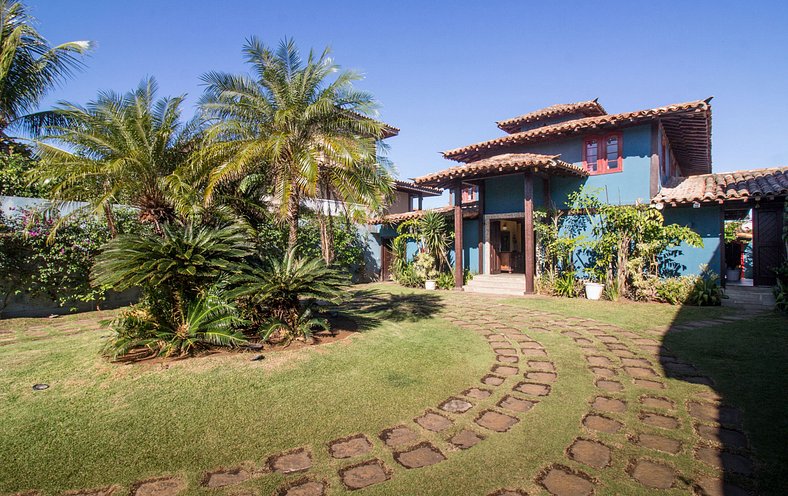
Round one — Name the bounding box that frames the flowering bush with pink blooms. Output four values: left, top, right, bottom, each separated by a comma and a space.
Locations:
0, 207, 140, 314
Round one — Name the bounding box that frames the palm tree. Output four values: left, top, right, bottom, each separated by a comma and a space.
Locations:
0, 0, 92, 136
196, 37, 389, 249
315, 157, 394, 263
32, 78, 196, 234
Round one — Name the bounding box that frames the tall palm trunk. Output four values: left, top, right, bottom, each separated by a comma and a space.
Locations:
102, 203, 117, 238
318, 210, 335, 264
287, 192, 300, 249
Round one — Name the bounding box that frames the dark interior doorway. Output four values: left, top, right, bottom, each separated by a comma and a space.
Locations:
489, 219, 524, 274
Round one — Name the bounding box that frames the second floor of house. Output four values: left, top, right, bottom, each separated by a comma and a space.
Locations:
417, 98, 713, 210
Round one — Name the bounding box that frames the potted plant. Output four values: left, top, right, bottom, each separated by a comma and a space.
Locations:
583, 269, 605, 301
414, 252, 439, 290
726, 264, 742, 283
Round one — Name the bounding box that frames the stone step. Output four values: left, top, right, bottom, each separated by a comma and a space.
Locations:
463, 285, 524, 296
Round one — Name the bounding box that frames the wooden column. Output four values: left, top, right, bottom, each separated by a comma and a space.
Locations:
477, 181, 485, 274
524, 172, 535, 294
418, 194, 423, 211
454, 181, 464, 289
649, 122, 660, 198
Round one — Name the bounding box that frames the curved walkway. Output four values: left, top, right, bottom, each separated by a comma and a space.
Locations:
20, 294, 755, 496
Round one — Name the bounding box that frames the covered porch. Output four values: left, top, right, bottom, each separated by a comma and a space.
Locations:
414, 153, 588, 294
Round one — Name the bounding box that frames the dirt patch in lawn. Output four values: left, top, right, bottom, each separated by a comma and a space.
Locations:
113, 316, 361, 366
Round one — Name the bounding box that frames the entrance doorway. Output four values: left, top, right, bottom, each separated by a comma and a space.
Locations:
489, 219, 524, 274
380, 238, 394, 281
724, 205, 785, 287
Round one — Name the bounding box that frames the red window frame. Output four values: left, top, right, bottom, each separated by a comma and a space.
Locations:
582, 132, 623, 175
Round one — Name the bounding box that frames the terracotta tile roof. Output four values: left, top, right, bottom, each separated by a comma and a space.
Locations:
368, 204, 479, 225
393, 180, 442, 197
496, 99, 607, 134
652, 167, 788, 205
413, 153, 586, 189
444, 99, 712, 175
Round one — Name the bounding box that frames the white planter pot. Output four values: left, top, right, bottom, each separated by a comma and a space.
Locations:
425, 280, 437, 291
726, 268, 741, 282
584, 282, 605, 300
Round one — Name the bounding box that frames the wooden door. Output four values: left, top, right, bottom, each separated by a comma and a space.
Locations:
381, 238, 394, 281
489, 221, 501, 274
753, 206, 784, 286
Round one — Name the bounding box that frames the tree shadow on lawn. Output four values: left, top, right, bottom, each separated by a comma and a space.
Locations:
339, 288, 447, 331
659, 306, 788, 495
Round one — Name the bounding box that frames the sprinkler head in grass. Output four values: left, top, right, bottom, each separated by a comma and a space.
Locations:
250, 354, 265, 361
32, 383, 49, 391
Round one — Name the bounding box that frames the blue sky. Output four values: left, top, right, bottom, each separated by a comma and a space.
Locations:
29, 0, 788, 188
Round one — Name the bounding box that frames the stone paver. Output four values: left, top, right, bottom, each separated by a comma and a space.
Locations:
629, 460, 675, 489
339, 459, 391, 490
539, 466, 595, 496
415, 411, 453, 432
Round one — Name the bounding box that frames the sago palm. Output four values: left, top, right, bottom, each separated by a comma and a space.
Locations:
0, 0, 92, 135
196, 37, 387, 248
32, 78, 197, 233
228, 247, 349, 339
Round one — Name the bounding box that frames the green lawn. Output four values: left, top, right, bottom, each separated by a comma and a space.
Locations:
0, 285, 785, 495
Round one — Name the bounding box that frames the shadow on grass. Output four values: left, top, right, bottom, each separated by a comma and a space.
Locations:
339, 288, 447, 331
659, 306, 788, 495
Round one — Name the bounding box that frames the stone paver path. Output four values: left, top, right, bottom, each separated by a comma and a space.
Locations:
23, 293, 760, 496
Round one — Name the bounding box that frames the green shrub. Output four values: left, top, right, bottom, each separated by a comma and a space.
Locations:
436, 271, 454, 290
688, 268, 724, 306
394, 263, 424, 288
773, 262, 788, 313
92, 221, 254, 357
603, 278, 621, 301
655, 276, 695, 305
106, 294, 246, 359
554, 273, 578, 298
228, 248, 349, 342
0, 207, 139, 314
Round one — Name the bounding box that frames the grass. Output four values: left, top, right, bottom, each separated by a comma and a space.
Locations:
663, 313, 788, 495
0, 284, 785, 495
501, 294, 732, 331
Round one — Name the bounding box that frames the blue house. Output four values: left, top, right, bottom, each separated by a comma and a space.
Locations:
371, 99, 788, 296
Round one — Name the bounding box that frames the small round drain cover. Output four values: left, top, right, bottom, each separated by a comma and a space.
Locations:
32, 383, 49, 391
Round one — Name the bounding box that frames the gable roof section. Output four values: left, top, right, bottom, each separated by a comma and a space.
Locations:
369, 204, 479, 225
414, 153, 586, 189
652, 167, 788, 205
496, 99, 607, 134
394, 180, 442, 196
445, 99, 713, 175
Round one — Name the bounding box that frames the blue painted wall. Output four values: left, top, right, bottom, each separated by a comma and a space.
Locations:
500, 124, 653, 208
483, 174, 545, 213
463, 219, 479, 273
662, 205, 722, 276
